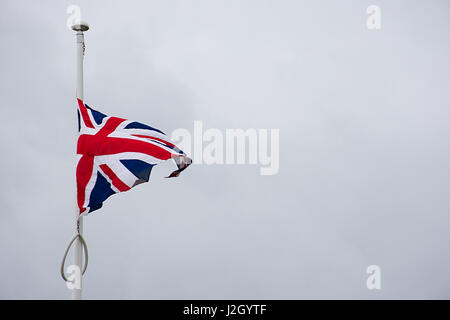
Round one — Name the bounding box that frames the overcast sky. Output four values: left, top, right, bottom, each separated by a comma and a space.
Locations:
1, 0, 450, 299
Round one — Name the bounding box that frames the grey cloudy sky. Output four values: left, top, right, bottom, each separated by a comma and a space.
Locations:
1, 0, 450, 299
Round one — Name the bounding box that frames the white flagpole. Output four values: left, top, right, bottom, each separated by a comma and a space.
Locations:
72, 21, 89, 300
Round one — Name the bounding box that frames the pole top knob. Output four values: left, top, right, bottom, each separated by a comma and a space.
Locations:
71, 21, 89, 32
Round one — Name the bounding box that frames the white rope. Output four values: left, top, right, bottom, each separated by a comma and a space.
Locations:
60, 233, 88, 282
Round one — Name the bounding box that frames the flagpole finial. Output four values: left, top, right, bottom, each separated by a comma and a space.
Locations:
71, 21, 89, 32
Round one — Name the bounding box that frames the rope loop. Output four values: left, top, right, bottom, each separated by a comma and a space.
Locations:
60, 233, 88, 282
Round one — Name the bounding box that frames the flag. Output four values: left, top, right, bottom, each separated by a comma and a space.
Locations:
76, 99, 191, 215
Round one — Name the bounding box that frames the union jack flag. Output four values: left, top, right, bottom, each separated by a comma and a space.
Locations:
76, 99, 191, 215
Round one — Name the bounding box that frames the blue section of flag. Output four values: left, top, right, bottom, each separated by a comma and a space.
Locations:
151, 140, 184, 154
120, 159, 154, 181
85, 105, 107, 125
77, 110, 81, 132
124, 121, 165, 135
89, 202, 103, 213
88, 172, 116, 210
